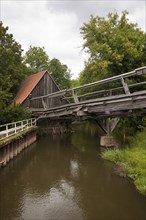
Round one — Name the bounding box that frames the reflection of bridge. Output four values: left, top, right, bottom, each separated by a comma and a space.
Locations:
31, 67, 146, 140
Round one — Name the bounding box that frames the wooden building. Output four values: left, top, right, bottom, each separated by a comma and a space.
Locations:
14, 70, 66, 109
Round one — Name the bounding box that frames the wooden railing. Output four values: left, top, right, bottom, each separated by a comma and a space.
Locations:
0, 118, 36, 141
30, 66, 146, 109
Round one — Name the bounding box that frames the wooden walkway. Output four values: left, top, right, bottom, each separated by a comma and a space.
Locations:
31, 67, 146, 121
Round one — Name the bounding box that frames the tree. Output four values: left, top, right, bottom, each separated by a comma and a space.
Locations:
0, 104, 31, 124
23, 46, 50, 73
79, 11, 146, 139
0, 21, 28, 106
0, 22, 32, 124
48, 58, 71, 89
23, 47, 72, 89
80, 11, 146, 85
70, 79, 80, 88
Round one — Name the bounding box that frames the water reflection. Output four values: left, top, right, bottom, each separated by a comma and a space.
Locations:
21, 180, 84, 220
0, 123, 146, 220
70, 160, 79, 178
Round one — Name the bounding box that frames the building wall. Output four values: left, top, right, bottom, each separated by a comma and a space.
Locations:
22, 72, 67, 109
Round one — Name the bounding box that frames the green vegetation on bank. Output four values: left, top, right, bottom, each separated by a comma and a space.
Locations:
102, 130, 146, 195
0, 104, 32, 125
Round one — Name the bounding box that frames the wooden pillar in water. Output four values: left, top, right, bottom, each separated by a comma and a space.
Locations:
9, 143, 14, 160
6, 145, 10, 163
100, 118, 119, 147
0, 147, 6, 167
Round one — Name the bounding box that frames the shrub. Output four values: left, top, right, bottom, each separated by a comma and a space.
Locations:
0, 104, 32, 124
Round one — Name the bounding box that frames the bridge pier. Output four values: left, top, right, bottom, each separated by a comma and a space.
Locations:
100, 136, 115, 147
37, 118, 72, 135
97, 118, 119, 147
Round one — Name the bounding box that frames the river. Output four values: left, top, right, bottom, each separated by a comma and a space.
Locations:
0, 124, 146, 220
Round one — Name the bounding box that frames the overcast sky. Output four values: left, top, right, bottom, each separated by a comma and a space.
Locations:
0, 0, 145, 78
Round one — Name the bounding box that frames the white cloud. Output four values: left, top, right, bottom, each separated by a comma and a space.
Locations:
47, 0, 145, 30
1, 0, 145, 79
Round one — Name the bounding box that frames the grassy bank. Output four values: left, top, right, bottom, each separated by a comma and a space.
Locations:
102, 130, 146, 195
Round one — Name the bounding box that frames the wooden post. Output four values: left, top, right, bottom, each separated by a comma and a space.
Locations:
72, 89, 79, 103
106, 118, 111, 137
42, 98, 47, 109
0, 147, 5, 167
111, 118, 120, 132
121, 77, 130, 94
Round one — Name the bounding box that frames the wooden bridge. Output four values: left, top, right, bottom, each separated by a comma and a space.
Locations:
30, 67, 146, 138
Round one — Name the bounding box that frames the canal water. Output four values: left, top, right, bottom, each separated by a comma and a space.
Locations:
0, 124, 146, 220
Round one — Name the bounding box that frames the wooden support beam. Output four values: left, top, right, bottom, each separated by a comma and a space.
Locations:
31, 90, 67, 101
106, 118, 111, 136
96, 118, 119, 136
94, 119, 107, 134
111, 118, 120, 132
42, 98, 47, 109
121, 77, 130, 94
72, 89, 79, 103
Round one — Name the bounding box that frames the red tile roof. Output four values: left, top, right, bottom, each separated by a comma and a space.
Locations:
14, 71, 46, 104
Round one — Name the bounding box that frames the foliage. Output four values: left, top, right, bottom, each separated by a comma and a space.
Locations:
70, 79, 80, 88
0, 22, 71, 124
0, 22, 32, 124
114, 117, 146, 144
23, 47, 72, 89
0, 104, 32, 125
23, 46, 50, 73
0, 21, 29, 106
80, 11, 146, 85
48, 58, 71, 89
79, 11, 146, 139
102, 130, 146, 195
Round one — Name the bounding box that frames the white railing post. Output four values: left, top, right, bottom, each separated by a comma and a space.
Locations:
6, 125, 8, 137
15, 122, 17, 134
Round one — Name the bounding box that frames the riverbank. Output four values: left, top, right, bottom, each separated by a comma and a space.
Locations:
102, 130, 146, 195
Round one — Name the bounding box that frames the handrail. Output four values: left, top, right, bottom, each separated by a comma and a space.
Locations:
30, 66, 146, 102
31, 90, 67, 101
68, 66, 146, 92
65, 81, 146, 100
0, 118, 36, 141
28, 66, 146, 109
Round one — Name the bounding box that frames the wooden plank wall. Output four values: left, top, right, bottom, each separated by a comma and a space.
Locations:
22, 72, 67, 109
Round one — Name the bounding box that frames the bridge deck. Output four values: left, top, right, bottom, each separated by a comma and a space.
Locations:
32, 90, 146, 119
30, 67, 146, 120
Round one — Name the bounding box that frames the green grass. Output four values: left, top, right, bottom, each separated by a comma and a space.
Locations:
102, 130, 146, 195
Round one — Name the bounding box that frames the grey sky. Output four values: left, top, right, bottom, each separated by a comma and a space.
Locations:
1, 0, 145, 78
